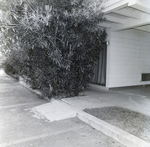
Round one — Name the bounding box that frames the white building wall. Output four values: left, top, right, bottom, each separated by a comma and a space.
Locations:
106, 29, 150, 88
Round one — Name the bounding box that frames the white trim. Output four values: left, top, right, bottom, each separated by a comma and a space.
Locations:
100, 0, 129, 14
130, 3, 150, 14
100, 0, 150, 31
114, 9, 141, 19
97, 22, 111, 28
112, 13, 150, 31
129, 0, 150, 14
134, 25, 150, 33
105, 15, 125, 24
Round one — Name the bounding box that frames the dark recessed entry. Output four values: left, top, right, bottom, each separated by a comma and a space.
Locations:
141, 73, 150, 81
90, 43, 107, 86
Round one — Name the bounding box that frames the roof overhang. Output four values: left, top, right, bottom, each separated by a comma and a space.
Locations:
99, 0, 150, 32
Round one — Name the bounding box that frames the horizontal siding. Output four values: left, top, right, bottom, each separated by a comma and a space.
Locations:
106, 29, 150, 88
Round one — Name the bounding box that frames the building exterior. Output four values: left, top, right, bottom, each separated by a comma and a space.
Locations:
91, 0, 150, 88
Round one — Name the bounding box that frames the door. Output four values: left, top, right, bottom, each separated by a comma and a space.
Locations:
91, 43, 107, 86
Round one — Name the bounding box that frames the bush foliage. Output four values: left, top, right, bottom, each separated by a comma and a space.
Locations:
1, 0, 107, 98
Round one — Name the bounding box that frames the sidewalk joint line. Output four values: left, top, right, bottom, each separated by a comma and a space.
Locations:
0, 102, 42, 109
0, 126, 84, 147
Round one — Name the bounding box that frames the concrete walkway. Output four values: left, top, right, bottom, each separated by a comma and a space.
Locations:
62, 85, 150, 147
63, 86, 150, 116
0, 70, 125, 147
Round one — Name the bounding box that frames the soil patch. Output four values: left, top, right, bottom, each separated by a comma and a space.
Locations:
84, 107, 150, 142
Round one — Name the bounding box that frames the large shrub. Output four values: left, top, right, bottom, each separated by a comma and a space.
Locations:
2, 0, 107, 98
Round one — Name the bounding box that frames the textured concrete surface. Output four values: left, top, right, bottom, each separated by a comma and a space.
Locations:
111, 86, 150, 98
0, 69, 125, 147
62, 85, 150, 147
77, 110, 150, 147
63, 86, 150, 116
32, 100, 78, 122
84, 107, 150, 143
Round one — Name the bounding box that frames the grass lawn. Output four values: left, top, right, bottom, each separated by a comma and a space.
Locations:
84, 106, 150, 142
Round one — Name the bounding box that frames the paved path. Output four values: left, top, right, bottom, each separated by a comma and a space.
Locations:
0, 70, 125, 147
63, 86, 150, 116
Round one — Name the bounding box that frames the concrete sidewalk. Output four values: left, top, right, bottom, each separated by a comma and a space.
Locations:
0, 70, 125, 147
63, 86, 150, 116
62, 85, 150, 147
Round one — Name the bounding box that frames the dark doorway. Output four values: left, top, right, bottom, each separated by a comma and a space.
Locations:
91, 43, 107, 86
